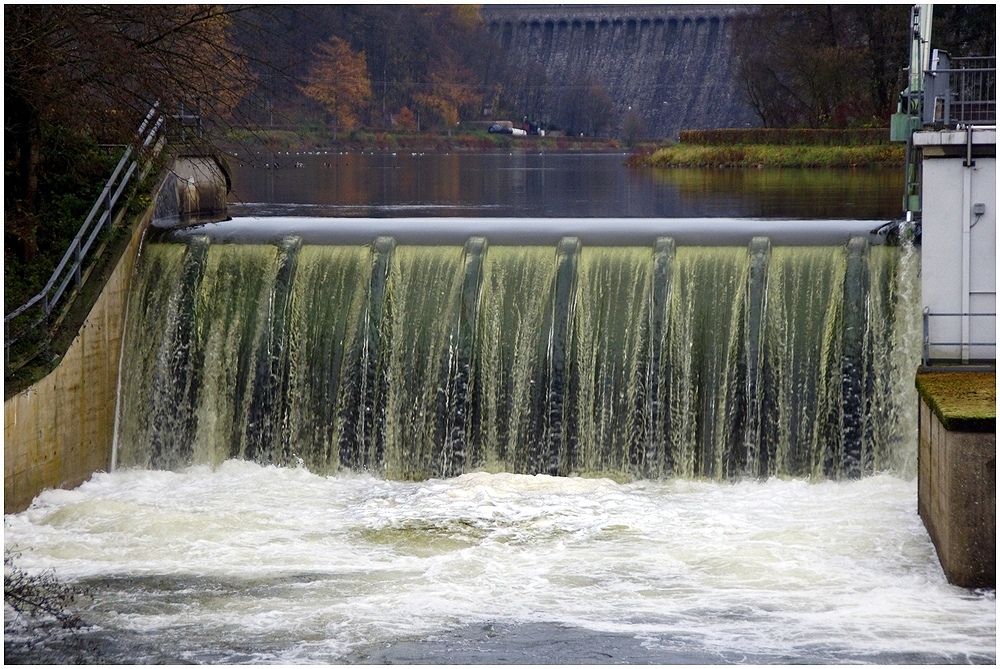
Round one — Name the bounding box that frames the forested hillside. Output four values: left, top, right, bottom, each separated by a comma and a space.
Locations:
231, 6, 501, 134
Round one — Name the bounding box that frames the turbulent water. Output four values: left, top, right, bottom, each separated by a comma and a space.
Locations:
114, 230, 922, 481
6, 219, 992, 663
4, 467, 995, 663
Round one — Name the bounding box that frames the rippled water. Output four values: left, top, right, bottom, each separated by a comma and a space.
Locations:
4, 465, 995, 663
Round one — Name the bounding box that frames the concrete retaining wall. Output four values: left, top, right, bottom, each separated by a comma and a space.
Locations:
480, 5, 757, 139
918, 397, 996, 588
4, 214, 147, 514
4, 154, 229, 514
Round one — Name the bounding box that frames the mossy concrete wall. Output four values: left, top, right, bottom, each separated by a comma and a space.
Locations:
917, 375, 996, 589
4, 155, 229, 514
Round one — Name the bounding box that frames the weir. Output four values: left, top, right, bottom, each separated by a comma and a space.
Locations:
116, 222, 919, 481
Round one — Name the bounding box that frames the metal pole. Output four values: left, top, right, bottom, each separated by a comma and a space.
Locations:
961, 129, 973, 363
909, 5, 934, 108
922, 307, 930, 366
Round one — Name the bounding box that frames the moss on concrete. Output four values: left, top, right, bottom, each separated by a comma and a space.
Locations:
916, 371, 996, 433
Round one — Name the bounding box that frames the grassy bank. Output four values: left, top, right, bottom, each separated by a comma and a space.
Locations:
631, 127, 904, 169
224, 127, 627, 155
634, 143, 904, 169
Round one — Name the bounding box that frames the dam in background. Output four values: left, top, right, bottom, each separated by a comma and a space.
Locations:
479, 4, 758, 138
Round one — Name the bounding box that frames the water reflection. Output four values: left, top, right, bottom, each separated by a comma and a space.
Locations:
226, 151, 903, 220
650, 166, 904, 220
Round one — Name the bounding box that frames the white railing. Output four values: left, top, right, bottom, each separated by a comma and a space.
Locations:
922, 309, 997, 365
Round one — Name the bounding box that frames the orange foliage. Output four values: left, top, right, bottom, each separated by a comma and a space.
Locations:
395, 107, 417, 132
412, 60, 481, 128
300, 36, 372, 134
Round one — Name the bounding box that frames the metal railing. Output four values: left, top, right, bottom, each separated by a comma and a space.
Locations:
173, 97, 204, 140
922, 310, 996, 365
924, 53, 997, 126
4, 104, 166, 373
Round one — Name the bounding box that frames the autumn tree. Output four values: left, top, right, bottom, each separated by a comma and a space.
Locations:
413, 61, 482, 128
316, 6, 490, 129
5, 5, 260, 262
395, 107, 417, 132
300, 36, 372, 139
410, 6, 487, 127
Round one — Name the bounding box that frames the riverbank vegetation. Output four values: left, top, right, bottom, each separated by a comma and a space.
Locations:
222, 127, 628, 156
631, 128, 905, 169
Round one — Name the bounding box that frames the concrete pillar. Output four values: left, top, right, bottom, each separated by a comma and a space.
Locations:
917, 372, 996, 589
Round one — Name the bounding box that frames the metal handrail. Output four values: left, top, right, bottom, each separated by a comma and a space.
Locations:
924, 54, 997, 126
4, 104, 166, 372
922, 309, 996, 365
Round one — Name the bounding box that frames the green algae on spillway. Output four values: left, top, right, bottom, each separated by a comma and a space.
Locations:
115, 233, 922, 481
915, 371, 996, 433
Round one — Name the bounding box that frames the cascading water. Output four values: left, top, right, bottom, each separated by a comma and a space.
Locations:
115, 230, 920, 481
14, 216, 991, 665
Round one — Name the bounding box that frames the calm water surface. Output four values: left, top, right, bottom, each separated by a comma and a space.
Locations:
226, 151, 904, 220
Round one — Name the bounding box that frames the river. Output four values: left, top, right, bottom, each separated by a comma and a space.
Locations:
224, 150, 904, 220
4, 153, 994, 664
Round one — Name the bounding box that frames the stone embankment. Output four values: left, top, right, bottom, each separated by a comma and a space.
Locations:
479, 4, 758, 139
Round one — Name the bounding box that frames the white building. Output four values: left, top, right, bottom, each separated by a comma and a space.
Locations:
915, 126, 996, 363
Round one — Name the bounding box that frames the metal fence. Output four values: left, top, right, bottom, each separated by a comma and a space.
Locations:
924, 53, 997, 126
4, 105, 166, 374
922, 310, 996, 365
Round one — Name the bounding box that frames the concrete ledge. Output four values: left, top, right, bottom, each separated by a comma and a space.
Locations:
917, 371, 996, 588
916, 370, 996, 432
913, 128, 997, 147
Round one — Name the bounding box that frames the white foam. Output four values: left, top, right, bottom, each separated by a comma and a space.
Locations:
5, 466, 994, 662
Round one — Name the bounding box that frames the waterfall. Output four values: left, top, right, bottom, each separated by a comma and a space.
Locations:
115, 235, 919, 481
